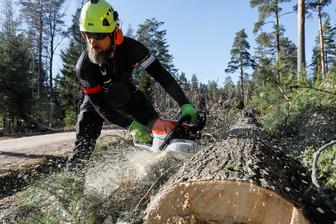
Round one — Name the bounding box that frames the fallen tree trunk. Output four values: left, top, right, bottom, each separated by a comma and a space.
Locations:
144, 117, 336, 224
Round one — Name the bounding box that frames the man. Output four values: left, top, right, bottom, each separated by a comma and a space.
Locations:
66, 0, 198, 171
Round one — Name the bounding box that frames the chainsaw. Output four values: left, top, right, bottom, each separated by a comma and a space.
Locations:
133, 112, 206, 157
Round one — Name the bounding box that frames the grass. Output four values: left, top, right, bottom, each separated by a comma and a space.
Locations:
0, 135, 183, 224
1, 171, 83, 224
301, 145, 336, 206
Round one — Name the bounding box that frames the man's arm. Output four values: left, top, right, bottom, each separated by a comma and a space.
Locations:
143, 58, 190, 107
126, 37, 190, 107
141, 56, 198, 123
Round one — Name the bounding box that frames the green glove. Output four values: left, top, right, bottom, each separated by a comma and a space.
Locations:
181, 104, 198, 124
128, 121, 152, 143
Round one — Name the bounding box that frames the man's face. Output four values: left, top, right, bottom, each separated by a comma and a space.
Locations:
82, 32, 113, 64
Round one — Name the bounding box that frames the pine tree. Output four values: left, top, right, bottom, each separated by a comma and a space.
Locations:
297, 0, 306, 80
125, 24, 135, 38
57, 42, 82, 114
0, 0, 33, 133
322, 16, 336, 72
311, 16, 336, 80
279, 36, 297, 82
136, 18, 176, 74
136, 18, 177, 111
307, 0, 332, 78
225, 29, 255, 106
56, 7, 83, 118
177, 72, 188, 90
252, 32, 276, 86
311, 44, 321, 81
190, 74, 199, 92
208, 80, 219, 103
19, 0, 47, 99
138, 71, 151, 93
44, 0, 66, 94
44, 0, 66, 126
250, 0, 292, 82
223, 76, 236, 102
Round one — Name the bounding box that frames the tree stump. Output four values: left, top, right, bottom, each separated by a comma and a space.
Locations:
144, 117, 336, 224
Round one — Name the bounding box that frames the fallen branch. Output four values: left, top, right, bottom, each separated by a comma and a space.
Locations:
311, 140, 336, 189
291, 85, 336, 95
276, 84, 292, 105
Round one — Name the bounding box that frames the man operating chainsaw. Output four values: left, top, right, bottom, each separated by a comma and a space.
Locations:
66, 0, 198, 171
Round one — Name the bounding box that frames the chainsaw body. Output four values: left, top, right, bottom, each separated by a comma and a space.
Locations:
133, 113, 206, 157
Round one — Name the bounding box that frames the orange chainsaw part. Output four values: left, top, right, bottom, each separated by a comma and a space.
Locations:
151, 118, 191, 139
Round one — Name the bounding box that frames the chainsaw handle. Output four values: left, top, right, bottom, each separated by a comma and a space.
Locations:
176, 114, 192, 127
158, 115, 191, 151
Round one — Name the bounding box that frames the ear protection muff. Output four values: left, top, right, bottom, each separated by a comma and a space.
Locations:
112, 11, 124, 45
113, 26, 124, 45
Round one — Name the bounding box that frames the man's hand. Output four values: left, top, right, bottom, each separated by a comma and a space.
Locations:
181, 104, 198, 124
129, 121, 152, 143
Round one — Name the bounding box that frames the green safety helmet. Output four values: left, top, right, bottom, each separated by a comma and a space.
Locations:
79, 0, 118, 33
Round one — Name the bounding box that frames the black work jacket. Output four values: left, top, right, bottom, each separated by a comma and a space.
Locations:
76, 37, 189, 127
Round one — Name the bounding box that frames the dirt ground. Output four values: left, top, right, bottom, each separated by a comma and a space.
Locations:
0, 129, 126, 175
0, 128, 127, 208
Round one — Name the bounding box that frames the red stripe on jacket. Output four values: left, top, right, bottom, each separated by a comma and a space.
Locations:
82, 85, 103, 94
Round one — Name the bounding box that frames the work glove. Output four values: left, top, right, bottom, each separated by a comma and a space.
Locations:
181, 103, 198, 124
128, 121, 152, 143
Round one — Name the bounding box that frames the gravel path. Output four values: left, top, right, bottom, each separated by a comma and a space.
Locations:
0, 129, 125, 174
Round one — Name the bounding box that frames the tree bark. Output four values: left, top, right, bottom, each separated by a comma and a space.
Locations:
317, 0, 326, 78
144, 116, 336, 224
297, 0, 306, 80
240, 65, 244, 105
275, 0, 282, 83
37, 1, 43, 100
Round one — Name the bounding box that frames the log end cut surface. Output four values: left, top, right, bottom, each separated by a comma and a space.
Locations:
145, 180, 310, 224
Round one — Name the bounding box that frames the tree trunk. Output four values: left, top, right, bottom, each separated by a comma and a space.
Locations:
275, 0, 282, 83
144, 117, 336, 224
317, 0, 326, 78
240, 65, 244, 105
297, 0, 306, 80
37, 2, 43, 100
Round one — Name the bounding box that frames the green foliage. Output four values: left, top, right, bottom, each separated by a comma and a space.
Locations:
56, 40, 82, 114
250, 0, 291, 33
0, 0, 34, 131
136, 18, 176, 75
311, 15, 336, 80
63, 107, 77, 127
225, 29, 255, 74
318, 146, 336, 190
177, 72, 189, 89
253, 75, 336, 134
134, 18, 178, 112
139, 71, 151, 93
190, 74, 199, 91
301, 145, 336, 206
279, 37, 297, 78
251, 82, 283, 114
7, 172, 83, 224
254, 72, 336, 206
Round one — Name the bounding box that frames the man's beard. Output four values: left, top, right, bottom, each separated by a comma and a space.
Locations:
87, 44, 114, 65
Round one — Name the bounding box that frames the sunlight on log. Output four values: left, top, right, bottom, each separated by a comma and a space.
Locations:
145, 180, 310, 224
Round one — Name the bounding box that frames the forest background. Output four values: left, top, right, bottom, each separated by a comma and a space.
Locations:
0, 0, 335, 134
1, 1, 336, 222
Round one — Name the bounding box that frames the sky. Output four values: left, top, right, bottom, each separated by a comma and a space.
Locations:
59, 0, 335, 85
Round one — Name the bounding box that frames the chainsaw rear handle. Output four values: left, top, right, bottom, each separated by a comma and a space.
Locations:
159, 115, 192, 151
176, 114, 192, 126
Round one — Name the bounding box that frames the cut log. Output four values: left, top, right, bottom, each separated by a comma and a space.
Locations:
144, 117, 336, 224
